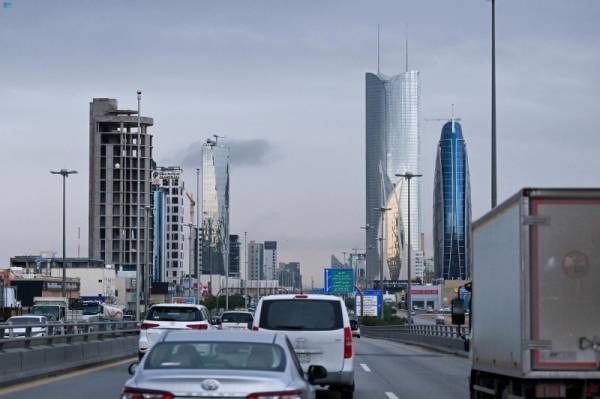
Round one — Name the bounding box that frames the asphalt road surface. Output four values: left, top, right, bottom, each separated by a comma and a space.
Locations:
0, 337, 469, 399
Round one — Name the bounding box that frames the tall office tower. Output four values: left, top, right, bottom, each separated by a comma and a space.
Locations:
201, 138, 230, 276
366, 70, 421, 284
152, 187, 167, 283
278, 261, 302, 291
433, 120, 472, 280
229, 235, 240, 277
88, 98, 154, 275
152, 167, 185, 285
263, 241, 277, 280
248, 241, 264, 280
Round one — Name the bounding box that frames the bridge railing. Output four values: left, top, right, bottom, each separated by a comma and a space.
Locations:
360, 323, 469, 355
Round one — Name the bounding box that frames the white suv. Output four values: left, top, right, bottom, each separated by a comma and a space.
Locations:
252, 294, 355, 399
138, 303, 212, 359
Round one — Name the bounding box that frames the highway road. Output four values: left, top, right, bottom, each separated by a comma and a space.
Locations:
0, 337, 469, 399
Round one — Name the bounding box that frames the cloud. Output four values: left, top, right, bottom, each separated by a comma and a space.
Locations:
173, 139, 275, 169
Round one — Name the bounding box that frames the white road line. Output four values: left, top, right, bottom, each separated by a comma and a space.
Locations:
360, 363, 371, 372
385, 392, 400, 399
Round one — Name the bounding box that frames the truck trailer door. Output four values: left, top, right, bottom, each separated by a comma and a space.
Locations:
530, 198, 600, 370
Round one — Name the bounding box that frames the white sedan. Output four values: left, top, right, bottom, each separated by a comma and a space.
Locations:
4, 315, 49, 338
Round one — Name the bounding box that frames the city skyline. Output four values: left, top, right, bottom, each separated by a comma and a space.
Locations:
1, 1, 599, 286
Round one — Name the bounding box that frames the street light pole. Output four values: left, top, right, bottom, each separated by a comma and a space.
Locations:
196, 168, 201, 302
490, 0, 497, 209
50, 169, 78, 298
360, 224, 370, 289
395, 172, 422, 325
136, 90, 142, 321
244, 231, 248, 307
142, 205, 151, 310
373, 208, 390, 320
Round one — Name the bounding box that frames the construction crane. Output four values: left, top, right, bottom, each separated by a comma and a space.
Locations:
424, 104, 461, 125
185, 192, 195, 224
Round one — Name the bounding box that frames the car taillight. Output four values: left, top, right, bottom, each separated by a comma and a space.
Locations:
251, 326, 259, 331
343, 326, 352, 358
247, 389, 304, 399
140, 322, 159, 330
187, 323, 208, 330
121, 387, 174, 399
294, 294, 308, 299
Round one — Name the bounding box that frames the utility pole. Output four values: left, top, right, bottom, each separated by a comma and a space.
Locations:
135, 90, 142, 321
374, 207, 391, 320
490, 0, 497, 208
196, 168, 201, 302
395, 172, 422, 325
244, 231, 248, 307
50, 169, 78, 298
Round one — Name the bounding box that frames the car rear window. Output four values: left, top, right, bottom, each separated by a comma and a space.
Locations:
145, 341, 286, 371
221, 312, 253, 323
259, 299, 343, 331
146, 306, 204, 322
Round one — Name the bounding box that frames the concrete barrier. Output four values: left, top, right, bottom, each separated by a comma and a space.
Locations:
361, 325, 469, 357
0, 336, 138, 386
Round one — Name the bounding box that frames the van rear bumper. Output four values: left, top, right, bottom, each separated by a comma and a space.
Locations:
313, 369, 354, 387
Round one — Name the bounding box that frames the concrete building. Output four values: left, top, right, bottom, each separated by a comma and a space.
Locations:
263, 241, 277, 280
278, 262, 302, 292
88, 98, 154, 284
151, 166, 185, 285
248, 241, 264, 281
201, 138, 230, 276
49, 266, 116, 299
433, 120, 472, 280
366, 69, 421, 286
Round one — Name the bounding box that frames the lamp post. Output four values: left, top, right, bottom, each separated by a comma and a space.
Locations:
244, 231, 248, 307
140, 205, 151, 312
395, 172, 422, 325
373, 207, 391, 320
488, 0, 497, 208
50, 169, 78, 297
360, 224, 371, 289
136, 90, 142, 321
196, 168, 201, 302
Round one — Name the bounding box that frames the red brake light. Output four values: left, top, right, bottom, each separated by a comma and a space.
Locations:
252, 326, 259, 331
140, 322, 159, 330
343, 326, 352, 358
247, 389, 304, 399
294, 294, 308, 299
186, 323, 208, 330
121, 387, 174, 399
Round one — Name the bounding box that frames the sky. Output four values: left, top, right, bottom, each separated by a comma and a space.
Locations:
1, 0, 599, 287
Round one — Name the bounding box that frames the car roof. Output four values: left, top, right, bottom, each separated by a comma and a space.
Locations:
149, 303, 206, 309
160, 329, 279, 344
9, 315, 45, 319
259, 294, 342, 301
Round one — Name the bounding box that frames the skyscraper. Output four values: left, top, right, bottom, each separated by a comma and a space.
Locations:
88, 98, 153, 273
248, 241, 264, 281
433, 120, 471, 280
263, 241, 277, 280
229, 234, 240, 277
151, 166, 185, 285
201, 138, 230, 276
365, 71, 421, 285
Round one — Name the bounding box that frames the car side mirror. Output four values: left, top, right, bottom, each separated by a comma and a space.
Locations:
451, 298, 465, 326
128, 362, 139, 375
307, 365, 327, 384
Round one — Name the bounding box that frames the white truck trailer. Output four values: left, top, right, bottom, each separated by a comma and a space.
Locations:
462, 188, 600, 398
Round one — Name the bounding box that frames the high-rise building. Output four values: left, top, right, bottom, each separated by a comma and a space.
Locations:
365, 70, 421, 285
229, 235, 240, 277
151, 166, 185, 285
278, 261, 302, 292
88, 98, 154, 275
201, 138, 230, 276
248, 241, 264, 280
152, 187, 167, 283
433, 120, 471, 280
263, 241, 278, 280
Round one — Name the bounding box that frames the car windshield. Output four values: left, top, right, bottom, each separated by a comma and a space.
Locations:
221, 312, 253, 323
8, 317, 42, 325
146, 306, 203, 322
145, 342, 286, 371
260, 299, 343, 331
30, 306, 59, 321
82, 303, 101, 315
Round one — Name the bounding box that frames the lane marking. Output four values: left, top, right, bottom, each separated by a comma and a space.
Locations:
386, 392, 400, 399
0, 357, 135, 396
360, 363, 371, 372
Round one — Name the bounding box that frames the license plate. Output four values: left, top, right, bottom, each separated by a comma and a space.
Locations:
297, 353, 311, 363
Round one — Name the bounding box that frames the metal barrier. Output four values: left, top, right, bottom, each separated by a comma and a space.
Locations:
360, 323, 469, 356
0, 321, 140, 386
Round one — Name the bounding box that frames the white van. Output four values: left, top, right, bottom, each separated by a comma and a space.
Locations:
251, 294, 355, 399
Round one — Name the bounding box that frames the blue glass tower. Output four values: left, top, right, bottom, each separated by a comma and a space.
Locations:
433, 120, 471, 280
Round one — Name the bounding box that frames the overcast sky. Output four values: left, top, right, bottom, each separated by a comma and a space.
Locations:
1, 0, 599, 287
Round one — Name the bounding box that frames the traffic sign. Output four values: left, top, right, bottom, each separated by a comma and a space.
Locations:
324, 268, 354, 293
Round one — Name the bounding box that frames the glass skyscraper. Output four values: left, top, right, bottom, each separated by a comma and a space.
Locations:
201, 140, 230, 276
365, 71, 421, 285
433, 120, 471, 280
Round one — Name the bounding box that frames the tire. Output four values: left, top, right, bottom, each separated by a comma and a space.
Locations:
340, 385, 354, 399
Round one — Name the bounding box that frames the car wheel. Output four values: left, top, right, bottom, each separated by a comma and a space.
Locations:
340, 384, 354, 399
